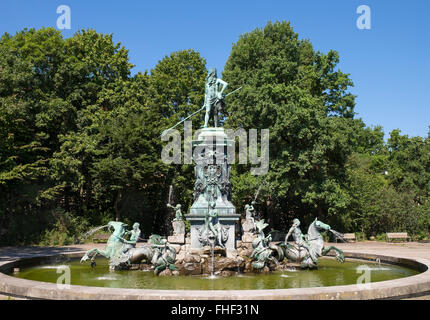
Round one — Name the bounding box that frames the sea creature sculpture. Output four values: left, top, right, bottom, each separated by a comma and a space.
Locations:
250, 219, 283, 269
80, 221, 151, 270
280, 218, 345, 269
148, 234, 178, 275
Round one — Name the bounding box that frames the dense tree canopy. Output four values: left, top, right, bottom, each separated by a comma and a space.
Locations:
0, 23, 428, 245
222, 21, 383, 230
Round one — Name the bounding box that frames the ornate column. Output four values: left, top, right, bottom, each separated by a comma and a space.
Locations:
185, 128, 240, 249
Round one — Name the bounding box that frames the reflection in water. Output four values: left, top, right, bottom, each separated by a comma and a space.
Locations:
366, 267, 391, 271
96, 275, 118, 281
39, 265, 69, 269
11, 258, 419, 291
335, 271, 345, 286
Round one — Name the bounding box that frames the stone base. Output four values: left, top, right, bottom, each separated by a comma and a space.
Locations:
169, 244, 181, 253
241, 219, 255, 233
189, 195, 236, 215
172, 220, 186, 236
226, 249, 238, 259
167, 234, 185, 244
186, 213, 240, 250
242, 232, 257, 243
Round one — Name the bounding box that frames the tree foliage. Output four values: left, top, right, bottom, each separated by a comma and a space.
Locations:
223, 21, 376, 229
0, 23, 428, 244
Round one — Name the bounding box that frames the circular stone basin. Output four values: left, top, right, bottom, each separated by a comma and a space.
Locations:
9, 257, 419, 290
1, 251, 430, 299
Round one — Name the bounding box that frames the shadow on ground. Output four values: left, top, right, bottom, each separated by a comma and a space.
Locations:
0, 246, 85, 261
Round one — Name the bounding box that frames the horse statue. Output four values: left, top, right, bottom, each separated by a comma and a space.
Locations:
279, 218, 345, 269
80, 221, 152, 270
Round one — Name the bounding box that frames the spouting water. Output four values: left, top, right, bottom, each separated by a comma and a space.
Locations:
329, 229, 347, 243
77, 225, 109, 243
210, 240, 215, 278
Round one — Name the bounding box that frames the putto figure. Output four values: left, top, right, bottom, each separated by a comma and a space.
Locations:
202, 68, 228, 128
245, 202, 256, 223
167, 203, 183, 221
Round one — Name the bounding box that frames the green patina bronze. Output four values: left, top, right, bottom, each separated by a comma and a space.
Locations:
167, 203, 183, 221
162, 69, 241, 134
281, 218, 345, 269
250, 219, 283, 269
81, 221, 150, 270
148, 234, 178, 275
80, 221, 176, 275
198, 201, 228, 248
122, 222, 141, 249
79, 66, 345, 277
80, 221, 152, 270
202, 68, 228, 128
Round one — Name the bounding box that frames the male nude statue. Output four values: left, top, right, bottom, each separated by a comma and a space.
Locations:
202, 68, 228, 128
285, 218, 317, 263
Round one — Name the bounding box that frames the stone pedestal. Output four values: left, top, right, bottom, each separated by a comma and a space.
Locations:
172, 220, 185, 235
240, 218, 257, 243
186, 128, 240, 250
187, 214, 238, 249
167, 234, 185, 244
168, 220, 185, 244
241, 232, 257, 243
241, 218, 255, 233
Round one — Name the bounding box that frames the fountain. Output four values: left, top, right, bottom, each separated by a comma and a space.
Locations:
78, 67, 347, 276
2, 68, 428, 300
78, 224, 109, 242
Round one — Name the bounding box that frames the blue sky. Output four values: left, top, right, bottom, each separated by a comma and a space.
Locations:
1, 0, 429, 139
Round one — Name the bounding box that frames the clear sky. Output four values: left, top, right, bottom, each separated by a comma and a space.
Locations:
1, 0, 429, 139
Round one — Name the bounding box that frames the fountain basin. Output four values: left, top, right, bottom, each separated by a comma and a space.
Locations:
0, 251, 429, 299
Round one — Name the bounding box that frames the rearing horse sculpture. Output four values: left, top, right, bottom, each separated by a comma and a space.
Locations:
279, 218, 345, 269
80, 221, 152, 270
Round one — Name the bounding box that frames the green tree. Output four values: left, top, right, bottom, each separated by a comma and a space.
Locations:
387, 129, 430, 204
222, 21, 370, 230
148, 49, 207, 233
0, 28, 151, 243
345, 130, 430, 238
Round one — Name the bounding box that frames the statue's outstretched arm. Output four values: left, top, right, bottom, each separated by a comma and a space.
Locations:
285, 226, 294, 242
216, 79, 228, 96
